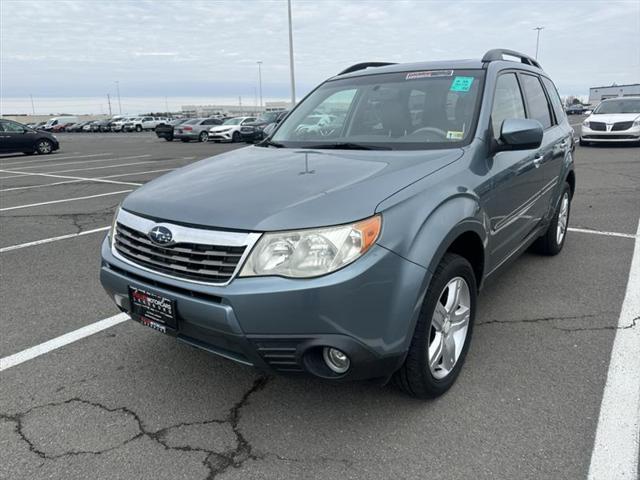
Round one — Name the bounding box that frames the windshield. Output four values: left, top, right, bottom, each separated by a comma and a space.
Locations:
272, 69, 484, 150
223, 117, 244, 125
594, 98, 640, 114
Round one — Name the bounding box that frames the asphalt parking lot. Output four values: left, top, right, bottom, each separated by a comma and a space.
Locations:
1, 123, 638, 479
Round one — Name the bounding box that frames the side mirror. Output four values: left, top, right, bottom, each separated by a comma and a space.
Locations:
494, 118, 543, 152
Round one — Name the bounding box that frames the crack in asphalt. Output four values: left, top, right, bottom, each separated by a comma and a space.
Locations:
0, 375, 271, 479
476, 312, 638, 332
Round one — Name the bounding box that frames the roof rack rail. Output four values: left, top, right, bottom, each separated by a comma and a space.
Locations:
338, 62, 397, 75
482, 49, 541, 69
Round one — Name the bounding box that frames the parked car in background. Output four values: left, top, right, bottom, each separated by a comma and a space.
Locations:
174, 118, 224, 142
580, 96, 640, 145
565, 104, 588, 115
0, 119, 60, 155
82, 121, 96, 132
208, 116, 256, 142
51, 122, 75, 132
111, 117, 137, 132
89, 120, 106, 132
42, 116, 79, 131
124, 116, 169, 132
240, 111, 288, 143
33, 121, 47, 130
155, 119, 187, 141
66, 121, 90, 132
100, 50, 575, 398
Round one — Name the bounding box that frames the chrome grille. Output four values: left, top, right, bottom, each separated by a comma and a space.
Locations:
612, 121, 633, 131
112, 210, 259, 285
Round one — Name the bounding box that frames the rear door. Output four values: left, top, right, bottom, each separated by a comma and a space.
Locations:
484, 72, 544, 266
519, 73, 568, 221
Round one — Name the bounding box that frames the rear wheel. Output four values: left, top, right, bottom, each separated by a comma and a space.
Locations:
181, 138, 190, 143
199, 131, 208, 142
164, 137, 173, 142
394, 253, 477, 399
532, 182, 571, 255
36, 139, 53, 154
232, 131, 240, 143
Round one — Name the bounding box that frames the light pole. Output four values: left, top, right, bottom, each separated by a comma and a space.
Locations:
30, 94, 36, 115
287, 0, 296, 106
533, 26, 544, 60
257, 61, 263, 110
107, 93, 112, 115
115, 81, 122, 114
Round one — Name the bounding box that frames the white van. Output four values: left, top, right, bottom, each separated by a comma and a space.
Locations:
43, 116, 79, 131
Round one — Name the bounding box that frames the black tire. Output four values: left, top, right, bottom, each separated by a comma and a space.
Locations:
164, 137, 173, 142
394, 253, 477, 399
232, 131, 240, 143
199, 131, 208, 142
531, 182, 571, 255
135, 125, 142, 132
36, 139, 54, 155
181, 138, 190, 143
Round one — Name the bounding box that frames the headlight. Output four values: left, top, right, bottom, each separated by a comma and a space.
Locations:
240, 215, 382, 278
582, 121, 590, 128
633, 120, 640, 127
109, 205, 120, 244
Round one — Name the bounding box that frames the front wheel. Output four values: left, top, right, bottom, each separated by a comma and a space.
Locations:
232, 131, 240, 143
532, 183, 571, 255
135, 125, 142, 132
36, 139, 54, 154
394, 253, 477, 399
199, 131, 208, 142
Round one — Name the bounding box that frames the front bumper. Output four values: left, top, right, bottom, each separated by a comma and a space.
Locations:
581, 125, 640, 142
208, 130, 234, 141
100, 236, 427, 381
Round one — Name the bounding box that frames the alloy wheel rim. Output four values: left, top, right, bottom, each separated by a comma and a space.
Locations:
556, 193, 569, 245
38, 141, 51, 153
428, 276, 471, 379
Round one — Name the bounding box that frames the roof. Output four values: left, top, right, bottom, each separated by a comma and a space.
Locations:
589, 83, 640, 90
332, 57, 544, 81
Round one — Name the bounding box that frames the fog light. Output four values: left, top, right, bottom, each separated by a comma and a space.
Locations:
323, 347, 350, 374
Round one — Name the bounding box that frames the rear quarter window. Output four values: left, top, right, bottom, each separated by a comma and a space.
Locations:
541, 76, 566, 124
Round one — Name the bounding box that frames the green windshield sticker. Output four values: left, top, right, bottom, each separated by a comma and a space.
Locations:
450, 76, 474, 92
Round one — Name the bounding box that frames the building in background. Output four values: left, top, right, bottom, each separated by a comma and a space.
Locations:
588, 83, 640, 104
181, 101, 290, 118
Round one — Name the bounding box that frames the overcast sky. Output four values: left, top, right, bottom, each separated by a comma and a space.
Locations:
1, 0, 639, 113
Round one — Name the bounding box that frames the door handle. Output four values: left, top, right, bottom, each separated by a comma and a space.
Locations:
533, 152, 544, 168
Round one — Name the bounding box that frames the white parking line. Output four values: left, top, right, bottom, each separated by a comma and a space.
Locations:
568, 227, 638, 240
10, 154, 151, 170
0, 190, 132, 212
588, 219, 640, 480
0, 170, 142, 190
0, 313, 130, 372
0, 167, 175, 192
0, 226, 110, 253
0, 160, 161, 179
0, 153, 111, 167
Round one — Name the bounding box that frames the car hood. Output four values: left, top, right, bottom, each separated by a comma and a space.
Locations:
123, 146, 464, 231
588, 113, 640, 123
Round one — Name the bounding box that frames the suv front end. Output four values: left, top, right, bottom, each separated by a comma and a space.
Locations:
100, 207, 426, 381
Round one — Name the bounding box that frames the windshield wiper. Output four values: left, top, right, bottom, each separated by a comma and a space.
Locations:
302, 142, 392, 151
258, 139, 285, 148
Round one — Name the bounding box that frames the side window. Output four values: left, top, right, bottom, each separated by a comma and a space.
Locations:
541, 77, 566, 123
3, 121, 25, 133
520, 74, 552, 129
491, 73, 526, 139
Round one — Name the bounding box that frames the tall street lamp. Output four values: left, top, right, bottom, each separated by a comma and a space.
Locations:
533, 26, 544, 60
257, 61, 263, 109
115, 81, 122, 114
